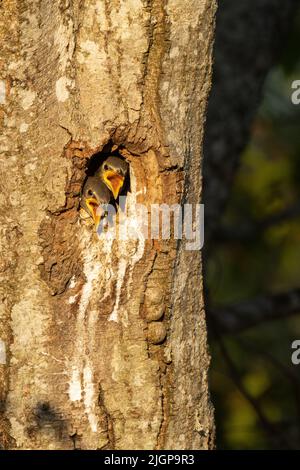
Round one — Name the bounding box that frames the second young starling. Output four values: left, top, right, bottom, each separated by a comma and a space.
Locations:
80, 176, 112, 229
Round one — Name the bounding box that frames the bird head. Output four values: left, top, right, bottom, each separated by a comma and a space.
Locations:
80, 176, 112, 228
100, 156, 128, 199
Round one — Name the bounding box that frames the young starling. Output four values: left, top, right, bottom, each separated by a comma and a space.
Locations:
80, 176, 112, 229
97, 156, 128, 200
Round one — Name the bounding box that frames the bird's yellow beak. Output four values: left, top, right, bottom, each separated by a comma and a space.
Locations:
86, 197, 101, 228
103, 170, 125, 199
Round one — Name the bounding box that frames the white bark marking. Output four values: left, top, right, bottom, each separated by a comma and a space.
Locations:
108, 173, 145, 323
83, 364, 98, 433
24, 162, 37, 175
40, 351, 64, 364
20, 89, 36, 110
68, 295, 78, 304
19, 122, 29, 133
125, 171, 146, 282
69, 276, 77, 289
69, 367, 82, 402
0, 80, 6, 104
79, 250, 102, 321
108, 258, 127, 323
170, 46, 179, 58
67, 233, 106, 430
0, 339, 6, 364
67, 172, 146, 429
54, 19, 75, 72
55, 77, 71, 102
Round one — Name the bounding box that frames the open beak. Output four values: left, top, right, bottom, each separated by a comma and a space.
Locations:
103, 170, 125, 199
86, 197, 101, 228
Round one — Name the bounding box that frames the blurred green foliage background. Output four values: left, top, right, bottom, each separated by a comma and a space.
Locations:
208, 11, 300, 449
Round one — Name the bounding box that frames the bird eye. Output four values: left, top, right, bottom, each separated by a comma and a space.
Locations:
87, 189, 94, 197
103, 164, 109, 171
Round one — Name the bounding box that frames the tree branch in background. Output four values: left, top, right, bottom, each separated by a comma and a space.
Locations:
215, 202, 300, 243
203, 0, 297, 244
209, 288, 300, 335
238, 338, 300, 438
213, 328, 291, 449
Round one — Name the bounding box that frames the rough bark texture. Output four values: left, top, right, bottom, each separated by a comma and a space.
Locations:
0, 0, 216, 449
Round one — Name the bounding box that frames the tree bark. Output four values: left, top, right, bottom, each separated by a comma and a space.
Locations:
0, 0, 216, 450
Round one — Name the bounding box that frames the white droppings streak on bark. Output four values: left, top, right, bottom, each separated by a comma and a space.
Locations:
83, 364, 98, 433
67, 234, 99, 392
67, 231, 115, 432
0, 80, 6, 104
125, 171, 146, 281
68, 295, 78, 304
108, 172, 145, 323
69, 276, 77, 289
125, 198, 146, 270
79, 258, 101, 321
108, 258, 127, 323
56, 77, 71, 102
54, 19, 75, 72
68, 233, 102, 404
0, 339, 6, 364
69, 367, 82, 402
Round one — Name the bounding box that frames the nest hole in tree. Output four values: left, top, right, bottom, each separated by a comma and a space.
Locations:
85, 142, 130, 192
80, 142, 130, 226
80, 142, 131, 223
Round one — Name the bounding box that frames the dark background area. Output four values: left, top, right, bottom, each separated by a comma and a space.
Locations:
203, 0, 300, 449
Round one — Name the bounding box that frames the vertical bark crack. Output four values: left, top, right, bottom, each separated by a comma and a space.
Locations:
98, 384, 115, 450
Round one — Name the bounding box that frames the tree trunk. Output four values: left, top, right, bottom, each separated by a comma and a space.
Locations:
0, 0, 216, 450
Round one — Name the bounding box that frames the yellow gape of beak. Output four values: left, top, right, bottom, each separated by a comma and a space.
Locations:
86, 197, 102, 228
103, 170, 125, 199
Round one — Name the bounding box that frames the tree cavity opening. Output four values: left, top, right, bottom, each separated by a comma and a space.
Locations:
79, 143, 131, 229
